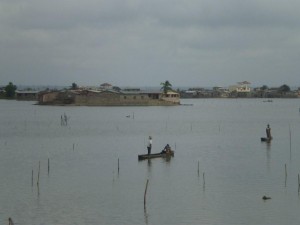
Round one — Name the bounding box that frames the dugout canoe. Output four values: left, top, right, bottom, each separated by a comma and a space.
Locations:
261, 137, 272, 142
138, 151, 174, 160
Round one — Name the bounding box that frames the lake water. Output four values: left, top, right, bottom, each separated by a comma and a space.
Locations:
1, 99, 300, 225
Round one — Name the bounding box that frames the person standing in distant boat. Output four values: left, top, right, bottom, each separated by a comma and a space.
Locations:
266, 124, 272, 139
147, 136, 152, 155
8, 217, 14, 225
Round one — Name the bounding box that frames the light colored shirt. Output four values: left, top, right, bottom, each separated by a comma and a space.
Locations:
147, 139, 152, 147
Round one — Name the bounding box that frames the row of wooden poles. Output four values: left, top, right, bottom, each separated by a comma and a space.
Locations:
29, 156, 300, 201
31, 159, 50, 196
8, 159, 49, 225
18, 139, 300, 222
11, 143, 74, 223
11, 158, 298, 224
143, 161, 300, 206
8, 161, 299, 224
31, 143, 76, 193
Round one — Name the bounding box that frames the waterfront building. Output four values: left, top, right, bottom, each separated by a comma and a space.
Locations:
38, 89, 180, 106
228, 81, 252, 97
229, 81, 251, 93
15, 90, 39, 100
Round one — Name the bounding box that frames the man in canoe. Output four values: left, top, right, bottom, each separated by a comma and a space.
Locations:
147, 136, 152, 155
161, 144, 171, 154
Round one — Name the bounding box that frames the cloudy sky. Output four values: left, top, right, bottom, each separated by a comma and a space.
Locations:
1, 0, 300, 88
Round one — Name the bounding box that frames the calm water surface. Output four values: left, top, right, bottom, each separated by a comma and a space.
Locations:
1, 99, 300, 225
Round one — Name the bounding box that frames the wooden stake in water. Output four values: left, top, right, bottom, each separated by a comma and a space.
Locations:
32, 169, 33, 187
298, 174, 300, 193
118, 158, 120, 174
285, 164, 287, 177
144, 179, 149, 206
37, 161, 40, 187
285, 164, 287, 187
197, 161, 199, 176
203, 172, 205, 186
36, 161, 41, 196
48, 158, 50, 175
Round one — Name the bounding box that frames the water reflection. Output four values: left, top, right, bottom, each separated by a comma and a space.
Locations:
165, 155, 172, 163
147, 159, 152, 176
265, 142, 271, 172
144, 205, 149, 225
147, 159, 152, 167
266, 142, 271, 151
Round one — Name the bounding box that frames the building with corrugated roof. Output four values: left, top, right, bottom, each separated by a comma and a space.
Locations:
38, 89, 180, 106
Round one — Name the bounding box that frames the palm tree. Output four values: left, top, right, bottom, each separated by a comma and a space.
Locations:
160, 80, 172, 94
71, 82, 78, 90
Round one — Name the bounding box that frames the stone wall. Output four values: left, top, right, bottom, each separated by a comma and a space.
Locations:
74, 94, 179, 106
39, 92, 59, 104
38, 90, 180, 106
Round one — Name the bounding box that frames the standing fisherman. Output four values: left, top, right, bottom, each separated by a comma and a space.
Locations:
266, 124, 272, 140
147, 136, 152, 155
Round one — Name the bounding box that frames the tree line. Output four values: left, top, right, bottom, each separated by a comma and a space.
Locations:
0, 81, 296, 99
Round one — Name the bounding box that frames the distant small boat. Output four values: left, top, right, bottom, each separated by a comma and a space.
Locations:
262, 195, 271, 200
138, 151, 174, 160
263, 99, 273, 102
180, 103, 194, 106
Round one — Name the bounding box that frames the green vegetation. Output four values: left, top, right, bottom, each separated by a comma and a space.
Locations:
112, 86, 121, 92
4, 82, 17, 98
71, 82, 78, 90
160, 80, 173, 94
260, 85, 269, 91
279, 84, 290, 93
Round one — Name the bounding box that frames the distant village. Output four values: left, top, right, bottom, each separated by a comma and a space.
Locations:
179, 81, 300, 98
1, 81, 300, 105
0, 81, 181, 106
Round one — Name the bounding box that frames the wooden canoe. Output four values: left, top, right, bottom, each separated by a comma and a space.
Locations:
138, 151, 174, 160
261, 137, 272, 142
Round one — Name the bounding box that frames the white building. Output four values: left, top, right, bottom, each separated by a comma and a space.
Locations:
229, 81, 251, 93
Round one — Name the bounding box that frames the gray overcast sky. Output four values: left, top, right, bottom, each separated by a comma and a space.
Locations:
1, 0, 300, 88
